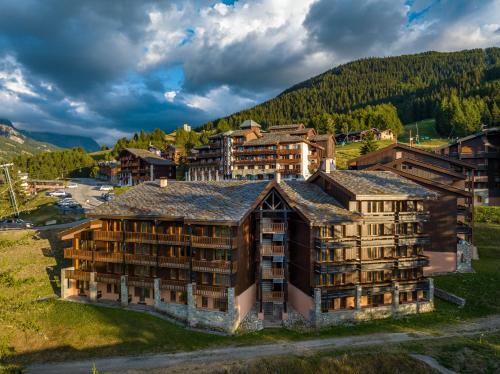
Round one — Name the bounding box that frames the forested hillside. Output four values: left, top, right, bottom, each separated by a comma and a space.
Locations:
206, 48, 500, 137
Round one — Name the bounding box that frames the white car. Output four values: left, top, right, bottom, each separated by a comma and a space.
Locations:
67, 182, 78, 188
49, 190, 68, 197
99, 185, 114, 191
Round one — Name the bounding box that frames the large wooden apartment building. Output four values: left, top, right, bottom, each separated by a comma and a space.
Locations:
348, 143, 475, 273
119, 148, 176, 186
186, 120, 335, 181
435, 127, 500, 206
61, 170, 436, 332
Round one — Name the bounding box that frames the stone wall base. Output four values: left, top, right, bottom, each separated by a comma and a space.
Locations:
314, 301, 434, 328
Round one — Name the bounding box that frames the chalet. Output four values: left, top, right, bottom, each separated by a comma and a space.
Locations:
186, 120, 335, 181
119, 148, 175, 186
435, 127, 500, 206
60, 170, 435, 332
97, 161, 121, 184
348, 143, 475, 274
162, 144, 184, 165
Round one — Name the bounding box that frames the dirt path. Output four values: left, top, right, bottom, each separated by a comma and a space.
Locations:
26, 315, 500, 374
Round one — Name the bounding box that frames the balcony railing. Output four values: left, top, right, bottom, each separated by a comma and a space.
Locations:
127, 276, 154, 288
64, 248, 93, 261
158, 256, 189, 269
124, 253, 157, 266
397, 235, 430, 246
261, 223, 286, 233
193, 284, 228, 298
360, 236, 395, 246
93, 230, 123, 241
192, 259, 236, 274
96, 273, 121, 284
157, 233, 185, 245
160, 279, 188, 292
260, 244, 285, 256
397, 212, 430, 222
262, 268, 285, 279
94, 252, 123, 263
397, 256, 429, 269
190, 236, 232, 249
277, 149, 300, 155
65, 269, 91, 281
262, 291, 284, 301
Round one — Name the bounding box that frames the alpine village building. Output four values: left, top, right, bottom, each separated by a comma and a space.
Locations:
348, 143, 476, 274
119, 148, 176, 186
186, 120, 336, 182
60, 169, 436, 333
434, 127, 500, 206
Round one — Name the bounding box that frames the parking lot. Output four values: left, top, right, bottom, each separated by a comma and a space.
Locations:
62, 178, 111, 210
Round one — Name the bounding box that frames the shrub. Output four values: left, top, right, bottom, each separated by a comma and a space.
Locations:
474, 206, 500, 224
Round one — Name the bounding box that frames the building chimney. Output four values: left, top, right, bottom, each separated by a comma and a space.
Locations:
159, 178, 168, 188
275, 172, 281, 183
321, 158, 335, 173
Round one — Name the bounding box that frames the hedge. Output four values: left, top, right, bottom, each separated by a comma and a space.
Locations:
474, 206, 500, 224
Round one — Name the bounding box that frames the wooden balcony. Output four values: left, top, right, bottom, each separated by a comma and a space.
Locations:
397, 256, 429, 269
64, 248, 93, 261
65, 269, 90, 281
275, 168, 301, 175
96, 273, 121, 284
262, 268, 285, 279
94, 252, 123, 263
127, 276, 154, 288
233, 149, 276, 156
362, 212, 395, 221
397, 235, 430, 246
277, 158, 301, 164
260, 244, 285, 256
193, 284, 228, 298
190, 235, 232, 249
359, 236, 395, 247
124, 231, 157, 244
261, 223, 286, 233
158, 256, 189, 269
124, 253, 157, 266
277, 149, 300, 155
234, 158, 277, 165
397, 212, 430, 222
192, 259, 236, 274
160, 279, 188, 292
157, 234, 185, 245
93, 230, 123, 242
262, 291, 284, 302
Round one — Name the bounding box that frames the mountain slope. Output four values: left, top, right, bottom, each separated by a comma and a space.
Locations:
210, 47, 500, 129
20, 130, 100, 152
0, 119, 59, 162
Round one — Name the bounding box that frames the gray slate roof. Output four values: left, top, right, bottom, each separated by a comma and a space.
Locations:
321, 171, 437, 199
88, 180, 269, 222
244, 133, 307, 146
278, 181, 357, 224
122, 148, 174, 166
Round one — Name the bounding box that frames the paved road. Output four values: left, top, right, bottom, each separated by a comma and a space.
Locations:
26, 315, 500, 374
67, 178, 106, 209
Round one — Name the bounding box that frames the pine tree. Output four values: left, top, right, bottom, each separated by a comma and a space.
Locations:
360, 132, 378, 155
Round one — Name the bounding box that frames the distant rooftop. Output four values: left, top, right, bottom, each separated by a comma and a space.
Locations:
121, 148, 174, 166
319, 170, 437, 199
239, 119, 261, 129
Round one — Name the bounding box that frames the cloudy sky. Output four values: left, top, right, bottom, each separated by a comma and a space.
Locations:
0, 0, 499, 145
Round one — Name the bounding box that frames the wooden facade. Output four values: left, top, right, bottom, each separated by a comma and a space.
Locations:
186, 120, 335, 182
61, 172, 435, 330
119, 148, 175, 186
435, 127, 500, 206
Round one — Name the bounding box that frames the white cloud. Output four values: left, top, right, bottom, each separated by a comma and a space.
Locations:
164, 90, 177, 102
0, 55, 39, 97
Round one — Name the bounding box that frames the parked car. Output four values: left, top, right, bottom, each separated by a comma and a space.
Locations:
48, 190, 68, 197
0, 218, 33, 229
57, 198, 78, 206
67, 182, 78, 188
101, 192, 114, 201
99, 185, 114, 191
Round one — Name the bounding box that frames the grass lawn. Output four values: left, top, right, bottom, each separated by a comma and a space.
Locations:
335, 139, 394, 169
0, 224, 499, 370
400, 119, 449, 149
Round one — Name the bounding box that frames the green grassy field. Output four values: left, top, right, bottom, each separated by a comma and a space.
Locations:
335, 139, 394, 169
0, 224, 499, 370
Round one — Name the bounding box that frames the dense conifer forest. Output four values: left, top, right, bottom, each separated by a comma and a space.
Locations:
205, 48, 500, 137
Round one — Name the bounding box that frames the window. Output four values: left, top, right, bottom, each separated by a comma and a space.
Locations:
170, 290, 176, 302
202, 296, 208, 308
107, 284, 112, 293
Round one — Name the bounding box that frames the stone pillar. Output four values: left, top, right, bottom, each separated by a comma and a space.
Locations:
150, 164, 154, 181
120, 275, 128, 307
154, 277, 161, 309
60, 266, 74, 299
227, 287, 238, 332
187, 283, 196, 326
428, 277, 434, 304
89, 272, 98, 302
355, 284, 362, 311
391, 281, 399, 313
313, 287, 322, 327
